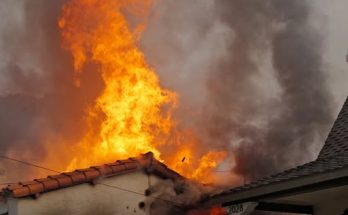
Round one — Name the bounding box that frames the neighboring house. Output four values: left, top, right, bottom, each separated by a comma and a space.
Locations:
208, 97, 348, 215
0, 152, 183, 215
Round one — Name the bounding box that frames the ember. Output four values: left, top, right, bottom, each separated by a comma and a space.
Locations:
187, 206, 227, 215
209, 206, 228, 215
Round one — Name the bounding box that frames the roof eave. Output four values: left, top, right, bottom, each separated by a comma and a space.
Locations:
208, 166, 348, 206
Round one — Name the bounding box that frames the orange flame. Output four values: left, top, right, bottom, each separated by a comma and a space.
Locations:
187, 206, 227, 215
57, 0, 226, 183
209, 206, 228, 215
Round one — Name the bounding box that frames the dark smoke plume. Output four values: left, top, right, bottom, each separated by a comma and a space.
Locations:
212, 0, 333, 180
143, 0, 334, 182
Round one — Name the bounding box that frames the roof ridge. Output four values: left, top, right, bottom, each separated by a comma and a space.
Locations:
1, 152, 183, 198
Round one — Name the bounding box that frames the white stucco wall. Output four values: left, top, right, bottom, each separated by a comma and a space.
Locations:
5, 171, 164, 215
0, 199, 9, 215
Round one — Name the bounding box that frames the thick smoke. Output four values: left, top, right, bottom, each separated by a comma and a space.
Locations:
0, 0, 335, 185
212, 0, 332, 178
211, 0, 333, 180
143, 0, 334, 182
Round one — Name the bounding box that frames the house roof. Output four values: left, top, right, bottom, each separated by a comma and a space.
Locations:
217, 154, 348, 197
209, 96, 348, 205
318, 97, 348, 158
0, 152, 183, 198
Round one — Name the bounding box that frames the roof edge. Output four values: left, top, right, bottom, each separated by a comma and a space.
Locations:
208, 165, 348, 206
1, 152, 183, 199
318, 96, 348, 159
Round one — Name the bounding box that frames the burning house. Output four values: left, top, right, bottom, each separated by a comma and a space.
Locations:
208, 96, 348, 215
0, 0, 347, 214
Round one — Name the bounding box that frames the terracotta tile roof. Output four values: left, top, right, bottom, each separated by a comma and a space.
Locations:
1, 152, 183, 198
212, 96, 348, 200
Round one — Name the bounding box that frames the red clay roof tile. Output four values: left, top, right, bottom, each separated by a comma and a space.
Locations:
48, 174, 73, 188
10, 187, 30, 198
34, 178, 59, 191
22, 182, 44, 195
90, 165, 113, 175
76, 169, 100, 180
106, 163, 127, 174
63, 172, 86, 184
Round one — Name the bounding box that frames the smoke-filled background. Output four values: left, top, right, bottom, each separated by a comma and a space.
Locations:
142, 0, 348, 182
0, 0, 105, 181
0, 0, 347, 185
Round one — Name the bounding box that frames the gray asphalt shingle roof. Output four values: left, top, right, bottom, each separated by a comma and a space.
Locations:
318, 97, 348, 159
220, 154, 348, 196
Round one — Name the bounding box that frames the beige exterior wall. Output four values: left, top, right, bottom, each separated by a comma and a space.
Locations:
3, 171, 164, 215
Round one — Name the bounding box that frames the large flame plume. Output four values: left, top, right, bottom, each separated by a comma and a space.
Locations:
56, 0, 226, 183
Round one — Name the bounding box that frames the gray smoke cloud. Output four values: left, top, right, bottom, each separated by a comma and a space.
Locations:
214, 0, 334, 180
0, 0, 104, 181
143, 0, 334, 182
